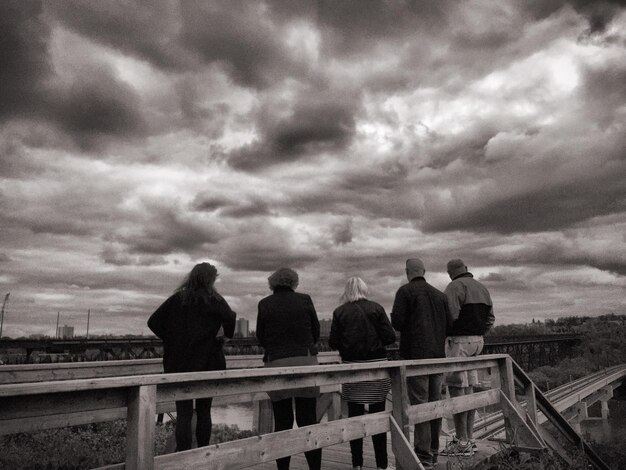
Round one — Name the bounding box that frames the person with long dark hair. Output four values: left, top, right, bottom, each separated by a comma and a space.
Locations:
329, 277, 396, 470
148, 262, 236, 451
256, 267, 322, 470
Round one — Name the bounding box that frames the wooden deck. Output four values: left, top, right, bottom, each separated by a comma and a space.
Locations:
243, 436, 501, 469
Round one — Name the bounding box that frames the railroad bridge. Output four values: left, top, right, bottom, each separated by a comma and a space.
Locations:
0, 334, 581, 370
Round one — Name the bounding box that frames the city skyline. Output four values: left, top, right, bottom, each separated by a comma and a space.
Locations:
1, 1, 625, 337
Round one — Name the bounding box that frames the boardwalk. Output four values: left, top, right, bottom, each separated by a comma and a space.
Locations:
1, 354, 620, 470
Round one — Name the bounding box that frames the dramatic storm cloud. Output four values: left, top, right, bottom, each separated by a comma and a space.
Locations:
1, 0, 624, 337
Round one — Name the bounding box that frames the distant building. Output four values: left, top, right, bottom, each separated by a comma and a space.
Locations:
57, 325, 74, 339
319, 318, 332, 337
235, 318, 250, 338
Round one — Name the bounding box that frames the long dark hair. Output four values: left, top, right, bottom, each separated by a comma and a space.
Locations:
175, 262, 218, 305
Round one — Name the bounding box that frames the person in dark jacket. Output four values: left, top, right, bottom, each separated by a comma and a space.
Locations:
391, 258, 452, 469
441, 259, 494, 457
147, 262, 235, 451
256, 268, 321, 470
329, 277, 396, 470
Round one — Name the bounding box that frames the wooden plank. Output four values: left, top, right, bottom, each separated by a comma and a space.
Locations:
0, 352, 342, 385
154, 412, 391, 469
126, 385, 157, 470
406, 389, 500, 425
0, 388, 127, 420
156, 369, 392, 403
389, 415, 424, 470
0, 355, 509, 398
404, 358, 500, 378
499, 390, 544, 449
525, 382, 538, 425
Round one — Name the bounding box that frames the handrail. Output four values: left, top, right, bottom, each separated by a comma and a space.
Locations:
1, 355, 505, 470
473, 365, 626, 437
512, 361, 611, 470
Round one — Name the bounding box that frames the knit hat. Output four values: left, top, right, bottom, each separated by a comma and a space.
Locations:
447, 259, 468, 279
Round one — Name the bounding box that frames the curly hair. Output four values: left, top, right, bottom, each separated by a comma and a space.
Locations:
268, 268, 299, 291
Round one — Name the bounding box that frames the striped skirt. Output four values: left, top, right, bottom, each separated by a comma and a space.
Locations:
341, 358, 391, 404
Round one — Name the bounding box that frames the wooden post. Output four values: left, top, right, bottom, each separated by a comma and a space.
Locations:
253, 399, 274, 435
390, 365, 416, 470
126, 385, 156, 470
498, 357, 516, 444
525, 382, 538, 425
390, 365, 410, 439
498, 357, 515, 400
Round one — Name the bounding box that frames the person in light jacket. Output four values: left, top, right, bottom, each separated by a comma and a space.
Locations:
329, 277, 396, 470
256, 267, 321, 470
148, 262, 235, 451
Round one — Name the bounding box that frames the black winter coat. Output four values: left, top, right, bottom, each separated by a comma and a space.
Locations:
256, 287, 320, 362
329, 299, 396, 361
391, 277, 452, 360
148, 291, 236, 373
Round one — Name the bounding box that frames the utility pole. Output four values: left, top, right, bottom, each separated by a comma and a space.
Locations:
56, 312, 60, 339
0, 293, 9, 339
86, 309, 90, 339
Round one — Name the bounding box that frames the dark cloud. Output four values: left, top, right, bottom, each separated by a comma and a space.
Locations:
315, 0, 450, 55
424, 172, 626, 234
581, 59, 626, 127
220, 223, 320, 271
191, 193, 271, 218
48, 66, 146, 148
525, 0, 626, 34
0, 2, 147, 149
0, 1, 51, 118
180, 1, 303, 88
113, 208, 223, 255
0, 253, 10, 262
332, 219, 353, 245
101, 246, 167, 267
46, 1, 190, 70
229, 95, 357, 170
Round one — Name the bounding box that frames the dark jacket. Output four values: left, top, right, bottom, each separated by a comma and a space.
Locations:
444, 272, 494, 336
256, 287, 320, 362
147, 291, 236, 373
391, 277, 452, 359
329, 299, 396, 361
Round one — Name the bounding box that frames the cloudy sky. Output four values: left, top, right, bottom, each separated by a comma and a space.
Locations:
1, 0, 625, 338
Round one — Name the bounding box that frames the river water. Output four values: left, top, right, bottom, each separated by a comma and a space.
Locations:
211, 399, 626, 441
212, 403, 254, 430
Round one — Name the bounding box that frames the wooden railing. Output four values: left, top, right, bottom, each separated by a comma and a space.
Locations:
0, 354, 608, 470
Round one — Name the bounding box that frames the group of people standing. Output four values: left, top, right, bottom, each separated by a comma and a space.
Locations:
148, 257, 494, 470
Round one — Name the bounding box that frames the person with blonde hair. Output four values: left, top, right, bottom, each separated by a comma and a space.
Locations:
329, 277, 396, 470
148, 262, 236, 451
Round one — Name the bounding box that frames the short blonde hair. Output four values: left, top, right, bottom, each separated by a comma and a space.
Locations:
340, 276, 369, 304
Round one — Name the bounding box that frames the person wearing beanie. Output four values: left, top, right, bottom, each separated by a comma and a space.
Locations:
391, 258, 453, 469
441, 259, 494, 458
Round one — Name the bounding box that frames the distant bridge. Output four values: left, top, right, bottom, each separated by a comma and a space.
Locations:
0, 334, 581, 369
0, 352, 619, 469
